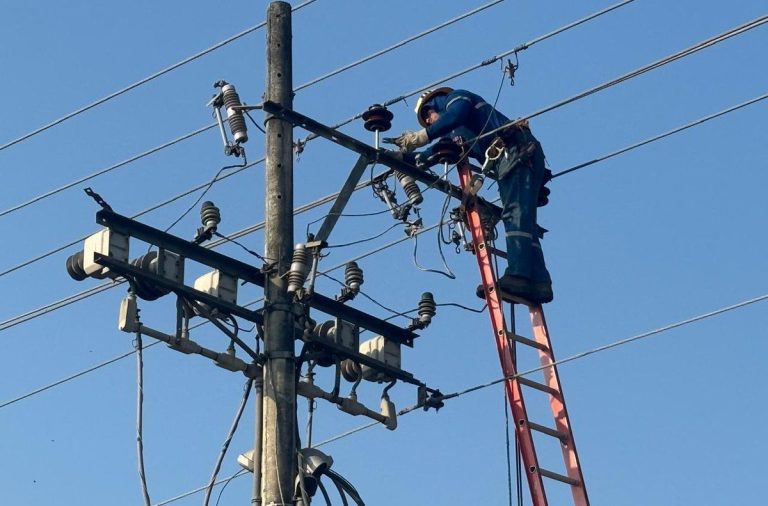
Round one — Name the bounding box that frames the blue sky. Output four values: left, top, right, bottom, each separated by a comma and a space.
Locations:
1, 1, 766, 505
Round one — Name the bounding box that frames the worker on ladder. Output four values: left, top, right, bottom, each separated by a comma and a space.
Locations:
389, 87, 553, 304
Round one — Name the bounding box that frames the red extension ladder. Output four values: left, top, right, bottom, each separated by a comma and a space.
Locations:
457, 162, 590, 506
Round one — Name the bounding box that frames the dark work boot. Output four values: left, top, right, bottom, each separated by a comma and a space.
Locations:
530, 281, 553, 304
476, 275, 537, 305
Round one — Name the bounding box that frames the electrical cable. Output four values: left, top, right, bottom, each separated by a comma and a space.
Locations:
294, 0, 506, 92
0, 341, 160, 409
471, 14, 768, 146
0, 2, 637, 280
317, 480, 333, 506
214, 471, 243, 506
436, 302, 486, 313
502, 389, 513, 506
0, 123, 217, 220
551, 90, 768, 179
213, 231, 269, 262
135, 326, 152, 506
0, 157, 262, 280
0, 222, 445, 410
202, 377, 254, 506
325, 221, 404, 249
411, 229, 456, 279
0, 0, 630, 231
318, 272, 409, 318
164, 157, 248, 234
10, 80, 760, 284
152, 470, 247, 506
0, 0, 319, 153
296, 0, 635, 146
309, 292, 768, 450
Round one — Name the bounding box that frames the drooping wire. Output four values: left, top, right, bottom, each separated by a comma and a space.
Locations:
325, 221, 404, 249
164, 157, 248, 234
411, 229, 456, 279
202, 377, 254, 506
0, 0, 319, 153
213, 231, 270, 263
134, 319, 152, 506
503, 388, 513, 506
214, 471, 244, 506
318, 271, 410, 319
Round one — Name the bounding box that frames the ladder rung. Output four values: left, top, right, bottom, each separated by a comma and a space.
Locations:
527, 421, 567, 441
517, 377, 560, 397
507, 332, 548, 351
538, 467, 579, 486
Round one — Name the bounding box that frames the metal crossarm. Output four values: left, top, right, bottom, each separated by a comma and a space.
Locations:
456, 162, 589, 506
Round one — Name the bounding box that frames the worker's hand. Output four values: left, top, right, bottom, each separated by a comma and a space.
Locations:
391, 129, 429, 152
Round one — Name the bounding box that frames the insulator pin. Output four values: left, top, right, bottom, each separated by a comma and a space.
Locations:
131, 251, 172, 301
200, 201, 221, 230
431, 137, 462, 165
221, 83, 248, 145
361, 104, 394, 133
344, 262, 364, 292
395, 171, 423, 205
417, 292, 436, 325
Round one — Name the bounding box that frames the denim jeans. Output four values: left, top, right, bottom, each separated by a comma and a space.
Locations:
494, 142, 552, 285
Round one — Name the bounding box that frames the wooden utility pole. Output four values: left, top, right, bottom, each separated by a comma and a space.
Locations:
260, 2, 296, 505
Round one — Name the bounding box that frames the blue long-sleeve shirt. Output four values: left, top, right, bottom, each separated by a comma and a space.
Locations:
419, 89, 514, 163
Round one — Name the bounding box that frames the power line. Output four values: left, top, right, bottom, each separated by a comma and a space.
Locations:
552, 90, 768, 178
143, 289, 768, 504
0, 123, 216, 219
0, 158, 263, 280
0, 0, 509, 226
442, 293, 768, 399
0, 0, 318, 153
0, 0, 631, 234
310, 292, 768, 447
474, 14, 768, 144
297, 0, 636, 143
294, 0, 506, 92
0, 218, 443, 408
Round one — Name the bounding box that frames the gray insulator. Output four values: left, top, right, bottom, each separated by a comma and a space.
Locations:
65, 251, 87, 281
287, 244, 310, 294
395, 171, 423, 205
222, 84, 248, 145
131, 251, 171, 301
344, 261, 364, 293
200, 201, 221, 229
418, 292, 436, 324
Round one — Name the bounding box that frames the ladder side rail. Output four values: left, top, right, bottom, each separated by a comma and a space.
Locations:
530, 304, 590, 505
458, 163, 549, 506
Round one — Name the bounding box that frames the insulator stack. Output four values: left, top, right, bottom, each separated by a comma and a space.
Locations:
361, 104, 394, 132
131, 251, 172, 301
200, 201, 221, 230
395, 172, 423, 205
287, 244, 311, 294
417, 292, 436, 325
431, 137, 462, 165
221, 83, 248, 145
344, 261, 364, 293
65, 251, 87, 281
